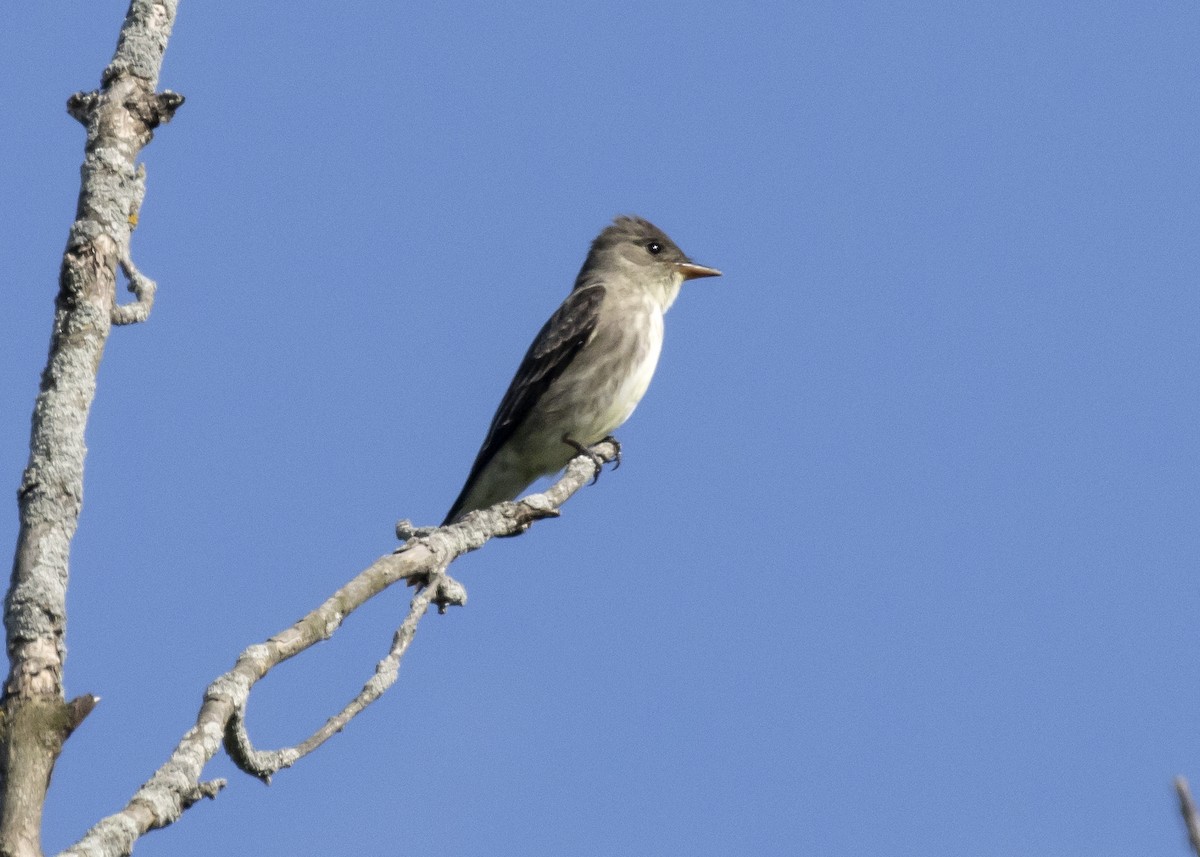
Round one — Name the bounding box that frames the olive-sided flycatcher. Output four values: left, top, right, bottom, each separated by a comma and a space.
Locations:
443, 216, 720, 525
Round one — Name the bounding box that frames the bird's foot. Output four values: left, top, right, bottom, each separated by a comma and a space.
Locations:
563, 435, 606, 484
600, 435, 622, 469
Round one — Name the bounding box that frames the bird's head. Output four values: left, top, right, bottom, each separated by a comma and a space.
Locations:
574, 215, 721, 310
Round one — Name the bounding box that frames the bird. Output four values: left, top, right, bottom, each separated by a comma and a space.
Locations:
442, 215, 720, 526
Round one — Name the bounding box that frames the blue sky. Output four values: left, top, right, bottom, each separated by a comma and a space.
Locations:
3, 2, 1199, 855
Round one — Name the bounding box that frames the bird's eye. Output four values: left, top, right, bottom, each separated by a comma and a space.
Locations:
647, 241, 662, 255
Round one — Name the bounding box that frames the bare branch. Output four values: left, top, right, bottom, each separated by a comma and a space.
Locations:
3, 3, 181, 856
1177, 776, 1200, 857
225, 576, 453, 782
60, 442, 616, 856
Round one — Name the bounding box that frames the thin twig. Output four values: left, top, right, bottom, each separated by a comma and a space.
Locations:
1176, 776, 1200, 857
111, 165, 158, 325
226, 573, 465, 781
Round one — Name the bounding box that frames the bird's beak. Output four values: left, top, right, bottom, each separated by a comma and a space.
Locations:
675, 261, 722, 281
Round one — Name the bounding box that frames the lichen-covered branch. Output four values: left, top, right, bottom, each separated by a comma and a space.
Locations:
60, 443, 615, 857
1, 3, 181, 857
224, 575, 459, 782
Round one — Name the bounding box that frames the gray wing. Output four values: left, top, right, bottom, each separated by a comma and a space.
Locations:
443, 285, 606, 524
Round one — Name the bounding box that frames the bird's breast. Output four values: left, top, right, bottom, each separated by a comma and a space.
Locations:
560, 302, 664, 444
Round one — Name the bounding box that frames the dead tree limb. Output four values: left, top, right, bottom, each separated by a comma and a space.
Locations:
2, 4, 181, 857
61, 444, 615, 857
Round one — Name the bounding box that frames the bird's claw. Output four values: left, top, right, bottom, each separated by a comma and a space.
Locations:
600, 435, 622, 470
563, 436, 606, 484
